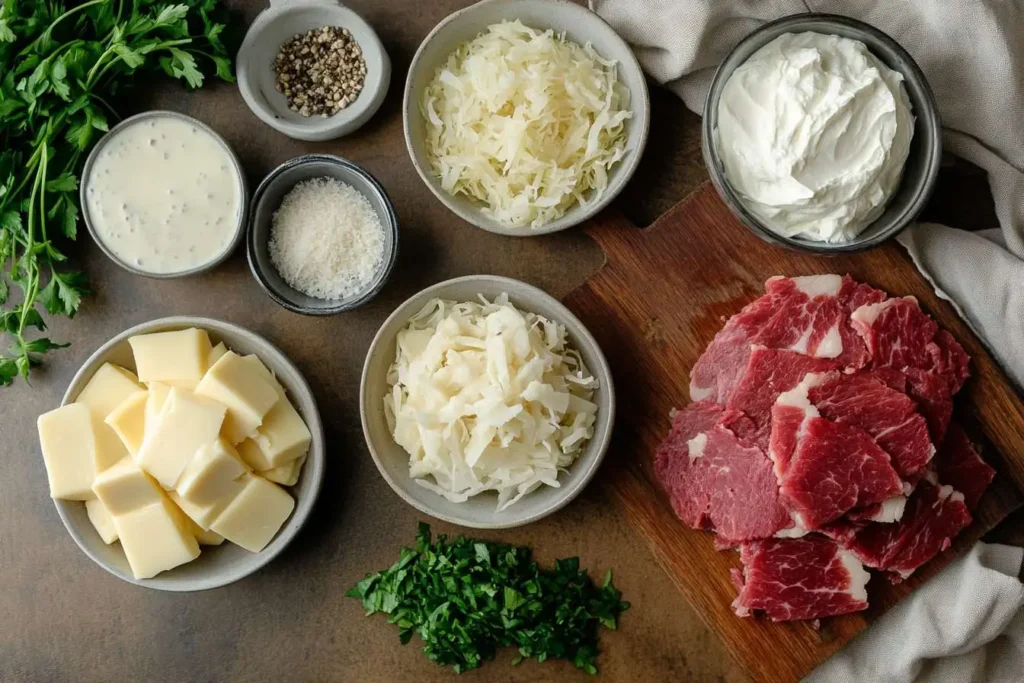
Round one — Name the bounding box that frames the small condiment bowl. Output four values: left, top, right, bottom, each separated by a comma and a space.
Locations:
237, 0, 391, 141
55, 316, 325, 592
403, 0, 650, 237
702, 13, 941, 254
247, 154, 398, 315
360, 275, 616, 529
79, 110, 248, 279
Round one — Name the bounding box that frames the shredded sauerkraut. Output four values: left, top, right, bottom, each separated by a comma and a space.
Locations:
421, 20, 632, 229
384, 294, 599, 510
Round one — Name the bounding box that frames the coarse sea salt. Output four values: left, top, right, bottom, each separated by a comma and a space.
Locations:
268, 177, 385, 300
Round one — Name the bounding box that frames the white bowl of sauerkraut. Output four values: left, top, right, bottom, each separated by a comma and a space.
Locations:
403, 0, 650, 236
360, 275, 615, 528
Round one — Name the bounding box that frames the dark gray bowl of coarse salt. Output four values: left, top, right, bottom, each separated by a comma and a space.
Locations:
247, 154, 398, 315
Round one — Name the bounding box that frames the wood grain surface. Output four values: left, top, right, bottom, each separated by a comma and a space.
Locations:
564, 183, 1024, 683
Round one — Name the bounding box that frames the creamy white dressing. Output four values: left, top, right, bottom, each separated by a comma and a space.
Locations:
85, 116, 241, 275
716, 32, 914, 243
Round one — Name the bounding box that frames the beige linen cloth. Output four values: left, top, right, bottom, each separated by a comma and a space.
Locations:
589, 0, 1024, 680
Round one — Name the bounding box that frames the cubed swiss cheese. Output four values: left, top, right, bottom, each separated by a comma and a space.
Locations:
75, 363, 145, 471
75, 363, 145, 419
114, 497, 200, 579
143, 382, 171, 441
211, 474, 295, 553
261, 454, 305, 487
178, 509, 225, 546
169, 490, 240, 531
208, 342, 228, 368
242, 355, 312, 467
91, 456, 163, 516
176, 438, 249, 507
136, 388, 226, 488
37, 403, 98, 500
195, 351, 279, 444
86, 498, 118, 544
105, 391, 148, 456
128, 328, 212, 389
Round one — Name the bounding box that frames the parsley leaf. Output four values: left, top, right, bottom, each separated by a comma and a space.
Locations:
349, 525, 630, 675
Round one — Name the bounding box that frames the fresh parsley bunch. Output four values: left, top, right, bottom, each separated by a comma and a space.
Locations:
348, 523, 630, 674
0, 0, 234, 385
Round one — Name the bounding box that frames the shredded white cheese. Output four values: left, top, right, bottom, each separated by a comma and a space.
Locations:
383, 294, 599, 510
421, 20, 632, 229
268, 177, 385, 300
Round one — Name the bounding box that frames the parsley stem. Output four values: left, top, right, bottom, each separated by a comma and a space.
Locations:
18, 0, 109, 56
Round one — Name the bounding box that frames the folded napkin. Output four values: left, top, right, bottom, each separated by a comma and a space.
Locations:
589, 0, 1024, 679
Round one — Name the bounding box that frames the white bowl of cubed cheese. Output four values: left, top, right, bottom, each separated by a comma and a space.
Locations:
41, 317, 325, 591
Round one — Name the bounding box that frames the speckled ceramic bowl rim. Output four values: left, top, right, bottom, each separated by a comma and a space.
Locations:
359, 275, 616, 529
402, 0, 651, 237
246, 153, 399, 315
55, 316, 326, 592
701, 13, 942, 254
79, 110, 249, 278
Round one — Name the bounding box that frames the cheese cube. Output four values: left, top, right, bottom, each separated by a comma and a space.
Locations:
114, 497, 200, 579
261, 454, 305, 487
86, 498, 118, 544
195, 351, 279, 444
75, 363, 145, 419
236, 438, 273, 472
136, 388, 226, 488
208, 342, 228, 368
92, 418, 130, 472
211, 475, 295, 553
143, 382, 171, 440
105, 391, 148, 456
241, 355, 311, 467
177, 509, 225, 546
75, 363, 144, 471
176, 438, 249, 507
91, 457, 163, 515
169, 489, 240, 531
128, 328, 212, 389
37, 404, 98, 500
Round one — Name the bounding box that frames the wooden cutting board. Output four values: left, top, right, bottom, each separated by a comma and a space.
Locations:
563, 183, 1024, 683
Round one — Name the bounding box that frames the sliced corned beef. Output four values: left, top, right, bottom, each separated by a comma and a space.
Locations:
768, 380, 904, 529
689, 274, 885, 404
905, 367, 954, 443
930, 329, 970, 395
654, 402, 790, 543
689, 294, 776, 403
807, 371, 935, 479
732, 536, 870, 621
725, 347, 838, 449
823, 479, 972, 582
933, 423, 995, 510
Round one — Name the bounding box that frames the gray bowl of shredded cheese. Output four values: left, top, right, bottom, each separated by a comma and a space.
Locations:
247, 154, 398, 315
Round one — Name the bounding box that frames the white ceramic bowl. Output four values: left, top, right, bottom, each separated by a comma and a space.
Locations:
403, 0, 650, 236
55, 317, 325, 591
237, 0, 391, 141
360, 276, 615, 529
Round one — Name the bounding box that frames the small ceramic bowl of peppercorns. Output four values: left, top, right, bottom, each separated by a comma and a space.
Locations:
237, 0, 391, 141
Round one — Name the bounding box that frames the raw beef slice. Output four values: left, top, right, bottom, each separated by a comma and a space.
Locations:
732, 536, 870, 621
689, 275, 885, 404
933, 423, 995, 510
824, 479, 972, 581
807, 371, 935, 479
655, 403, 790, 543
725, 347, 839, 449
769, 377, 904, 529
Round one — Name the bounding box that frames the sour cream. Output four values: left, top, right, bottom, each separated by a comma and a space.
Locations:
715, 32, 914, 243
84, 115, 242, 275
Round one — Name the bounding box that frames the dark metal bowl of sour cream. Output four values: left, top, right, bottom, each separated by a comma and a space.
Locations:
702, 14, 942, 254
80, 110, 248, 278
246, 154, 399, 315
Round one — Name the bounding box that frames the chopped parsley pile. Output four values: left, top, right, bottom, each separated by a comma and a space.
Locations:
347, 523, 630, 674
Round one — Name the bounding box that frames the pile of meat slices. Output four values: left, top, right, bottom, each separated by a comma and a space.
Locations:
655, 274, 996, 622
